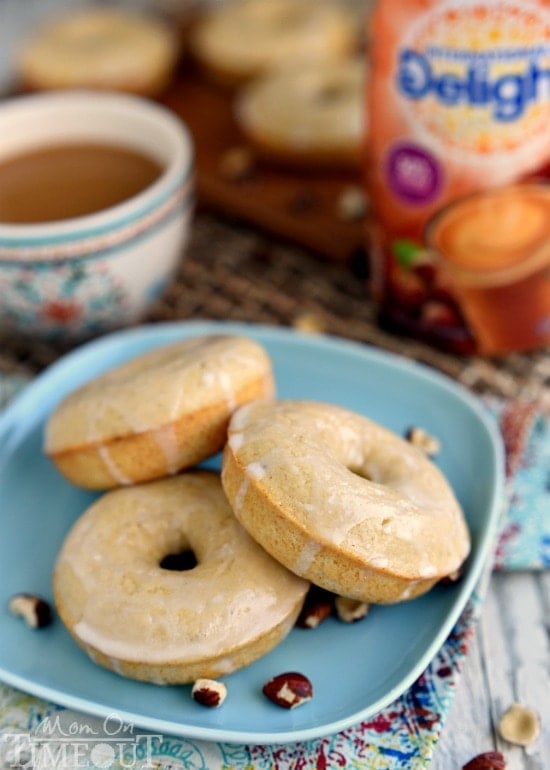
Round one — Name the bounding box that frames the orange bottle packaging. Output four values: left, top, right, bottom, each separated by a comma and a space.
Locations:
366, 0, 550, 355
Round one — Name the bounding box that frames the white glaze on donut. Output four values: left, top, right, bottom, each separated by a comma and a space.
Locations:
45, 334, 275, 489
221, 400, 471, 602
46, 336, 267, 449
53, 472, 309, 682
293, 541, 322, 575
151, 423, 181, 476
97, 446, 132, 486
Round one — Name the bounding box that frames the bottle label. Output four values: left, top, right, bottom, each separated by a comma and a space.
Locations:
396, 2, 550, 163
367, 0, 550, 355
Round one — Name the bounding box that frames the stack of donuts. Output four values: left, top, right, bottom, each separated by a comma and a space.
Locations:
46, 333, 470, 686
189, 0, 367, 169
15, 0, 367, 170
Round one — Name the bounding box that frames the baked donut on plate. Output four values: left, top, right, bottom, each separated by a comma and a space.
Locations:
235, 59, 365, 168
16, 7, 179, 96
190, 0, 359, 86
53, 472, 309, 684
45, 334, 275, 490
221, 400, 471, 604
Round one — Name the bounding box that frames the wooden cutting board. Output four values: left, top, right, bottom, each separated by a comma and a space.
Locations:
161, 66, 366, 265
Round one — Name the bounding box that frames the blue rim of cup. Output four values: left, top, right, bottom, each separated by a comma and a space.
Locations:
0, 171, 194, 265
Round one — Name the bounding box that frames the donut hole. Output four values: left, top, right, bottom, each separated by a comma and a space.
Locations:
159, 548, 198, 571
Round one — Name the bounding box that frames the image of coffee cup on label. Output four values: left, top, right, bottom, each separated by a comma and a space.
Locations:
426, 184, 550, 355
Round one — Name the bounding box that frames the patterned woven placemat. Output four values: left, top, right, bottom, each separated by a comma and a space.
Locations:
1, 211, 549, 408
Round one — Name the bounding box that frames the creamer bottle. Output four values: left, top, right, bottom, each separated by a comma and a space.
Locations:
366, 0, 550, 355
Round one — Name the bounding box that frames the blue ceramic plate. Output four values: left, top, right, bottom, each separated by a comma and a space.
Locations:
0, 321, 504, 744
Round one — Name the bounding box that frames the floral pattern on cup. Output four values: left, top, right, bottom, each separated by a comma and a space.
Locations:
0, 261, 129, 340
0, 91, 194, 342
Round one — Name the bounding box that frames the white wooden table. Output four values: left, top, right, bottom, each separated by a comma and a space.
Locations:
432, 570, 550, 770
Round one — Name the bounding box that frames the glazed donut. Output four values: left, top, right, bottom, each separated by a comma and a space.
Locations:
235, 59, 365, 167
190, 0, 359, 86
53, 472, 309, 684
221, 400, 471, 604
16, 8, 179, 97
45, 334, 275, 490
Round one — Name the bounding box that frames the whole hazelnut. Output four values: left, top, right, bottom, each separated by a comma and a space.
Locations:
8, 593, 52, 628
262, 672, 313, 709
191, 678, 227, 708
